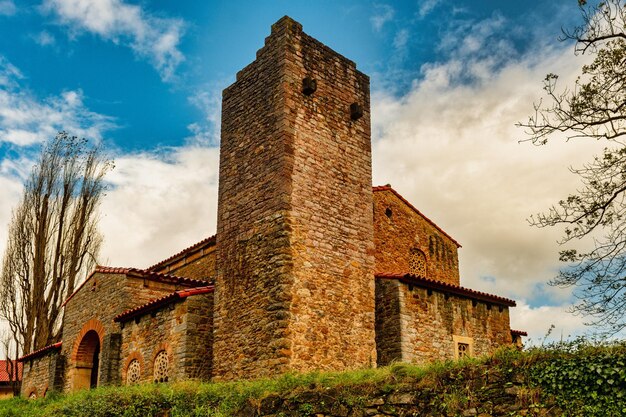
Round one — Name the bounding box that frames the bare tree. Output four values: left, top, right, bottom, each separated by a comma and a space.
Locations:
518, 0, 626, 335
0, 132, 112, 357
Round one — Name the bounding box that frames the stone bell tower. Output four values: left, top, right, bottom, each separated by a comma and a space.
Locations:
214, 16, 375, 380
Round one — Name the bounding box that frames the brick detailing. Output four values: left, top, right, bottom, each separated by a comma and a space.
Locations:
70, 319, 105, 361
214, 15, 375, 380
122, 351, 144, 385
374, 187, 461, 285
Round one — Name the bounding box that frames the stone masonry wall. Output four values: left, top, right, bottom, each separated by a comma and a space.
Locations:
376, 278, 512, 365
215, 16, 375, 380
286, 19, 376, 372
169, 248, 216, 281
374, 189, 460, 286
374, 279, 402, 366
214, 15, 296, 380
20, 352, 62, 398
61, 273, 184, 391
120, 294, 213, 384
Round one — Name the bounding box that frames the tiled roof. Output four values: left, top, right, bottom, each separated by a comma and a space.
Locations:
373, 185, 461, 248
62, 266, 209, 307
114, 285, 215, 323
0, 360, 22, 382
147, 234, 217, 272
17, 342, 62, 363
376, 273, 516, 307
511, 329, 528, 337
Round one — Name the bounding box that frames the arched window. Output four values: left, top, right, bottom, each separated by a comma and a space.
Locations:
409, 248, 427, 278
28, 390, 37, 399
153, 351, 169, 383
126, 359, 141, 384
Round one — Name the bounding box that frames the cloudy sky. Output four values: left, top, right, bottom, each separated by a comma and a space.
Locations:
0, 0, 611, 344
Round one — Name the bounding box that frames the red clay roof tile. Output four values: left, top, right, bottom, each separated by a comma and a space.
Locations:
147, 234, 217, 272
0, 360, 22, 382
62, 266, 210, 307
113, 285, 214, 322
376, 272, 515, 307
511, 329, 528, 337
17, 342, 62, 363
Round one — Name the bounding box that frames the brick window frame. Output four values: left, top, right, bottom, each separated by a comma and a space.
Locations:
452, 335, 474, 359
123, 351, 144, 385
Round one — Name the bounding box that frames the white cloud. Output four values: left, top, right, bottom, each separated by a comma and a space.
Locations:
186, 84, 225, 146
0, 58, 115, 146
31, 30, 56, 46
371, 14, 606, 335
418, 0, 441, 18
370, 4, 394, 32
393, 29, 409, 50
0, 0, 16, 16
510, 300, 588, 345
42, 0, 185, 81
98, 146, 219, 269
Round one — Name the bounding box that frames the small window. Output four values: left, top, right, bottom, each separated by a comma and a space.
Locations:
153, 351, 169, 383
126, 359, 141, 384
452, 335, 473, 359
409, 248, 427, 278
385, 207, 393, 218
457, 343, 469, 358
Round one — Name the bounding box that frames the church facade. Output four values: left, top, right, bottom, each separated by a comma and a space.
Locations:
18, 16, 525, 397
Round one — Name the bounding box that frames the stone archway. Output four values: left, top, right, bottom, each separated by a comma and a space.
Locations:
70, 319, 105, 391
71, 330, 101, 390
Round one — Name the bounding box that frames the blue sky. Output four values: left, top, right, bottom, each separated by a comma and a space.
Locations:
0, 0, 609, 342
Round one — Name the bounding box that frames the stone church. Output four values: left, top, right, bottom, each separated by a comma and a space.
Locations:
18, 16, 525, 397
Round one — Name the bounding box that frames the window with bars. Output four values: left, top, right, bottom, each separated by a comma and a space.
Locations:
457, 342, 469, 358
153, 351, 169, 383
409, 248, 427, 278
126, 359, 141, 384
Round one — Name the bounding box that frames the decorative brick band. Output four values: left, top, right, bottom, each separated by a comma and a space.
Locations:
70, 318, 105, 362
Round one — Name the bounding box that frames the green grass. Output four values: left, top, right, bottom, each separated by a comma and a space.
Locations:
2, 341, 625, 417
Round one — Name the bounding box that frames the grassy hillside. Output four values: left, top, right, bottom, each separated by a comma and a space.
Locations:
1, 340, 625, 417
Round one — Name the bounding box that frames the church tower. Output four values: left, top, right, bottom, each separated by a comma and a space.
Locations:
214, 16, 375, 380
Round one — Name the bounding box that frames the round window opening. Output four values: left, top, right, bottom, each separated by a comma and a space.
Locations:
126, 359, 141, 384
153, 350, 169, 383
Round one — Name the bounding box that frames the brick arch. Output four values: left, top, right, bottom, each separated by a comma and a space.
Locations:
26, 387, 37, 399
71, 319, 105, 361
152, 342, 172, 383
152, 342, 171, 362
122, 351, 144, 383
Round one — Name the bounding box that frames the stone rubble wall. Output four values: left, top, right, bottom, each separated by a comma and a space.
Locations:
120, 293, 213, 384
61, 273, 187, 391
285, 21, 376, 372
19, 352, 63, 398
167, 247, 217, 281
374, 189, 460, 286
376, 279, 512, 366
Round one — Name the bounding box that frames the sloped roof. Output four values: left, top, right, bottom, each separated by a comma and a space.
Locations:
62, 266, 209, 307
373, 185, 461, 248
17, 342, 62, 363
147, 235, 217, 272
511, 329, 528, 337
0, 360, 22, 382
376, 273, 515, 307
114, 285, 215, 323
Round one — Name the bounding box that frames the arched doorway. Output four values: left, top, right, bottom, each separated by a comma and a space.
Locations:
72, 330, 101, 390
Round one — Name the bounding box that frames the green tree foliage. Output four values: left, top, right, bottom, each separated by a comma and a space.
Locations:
519, 0, 626, 335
